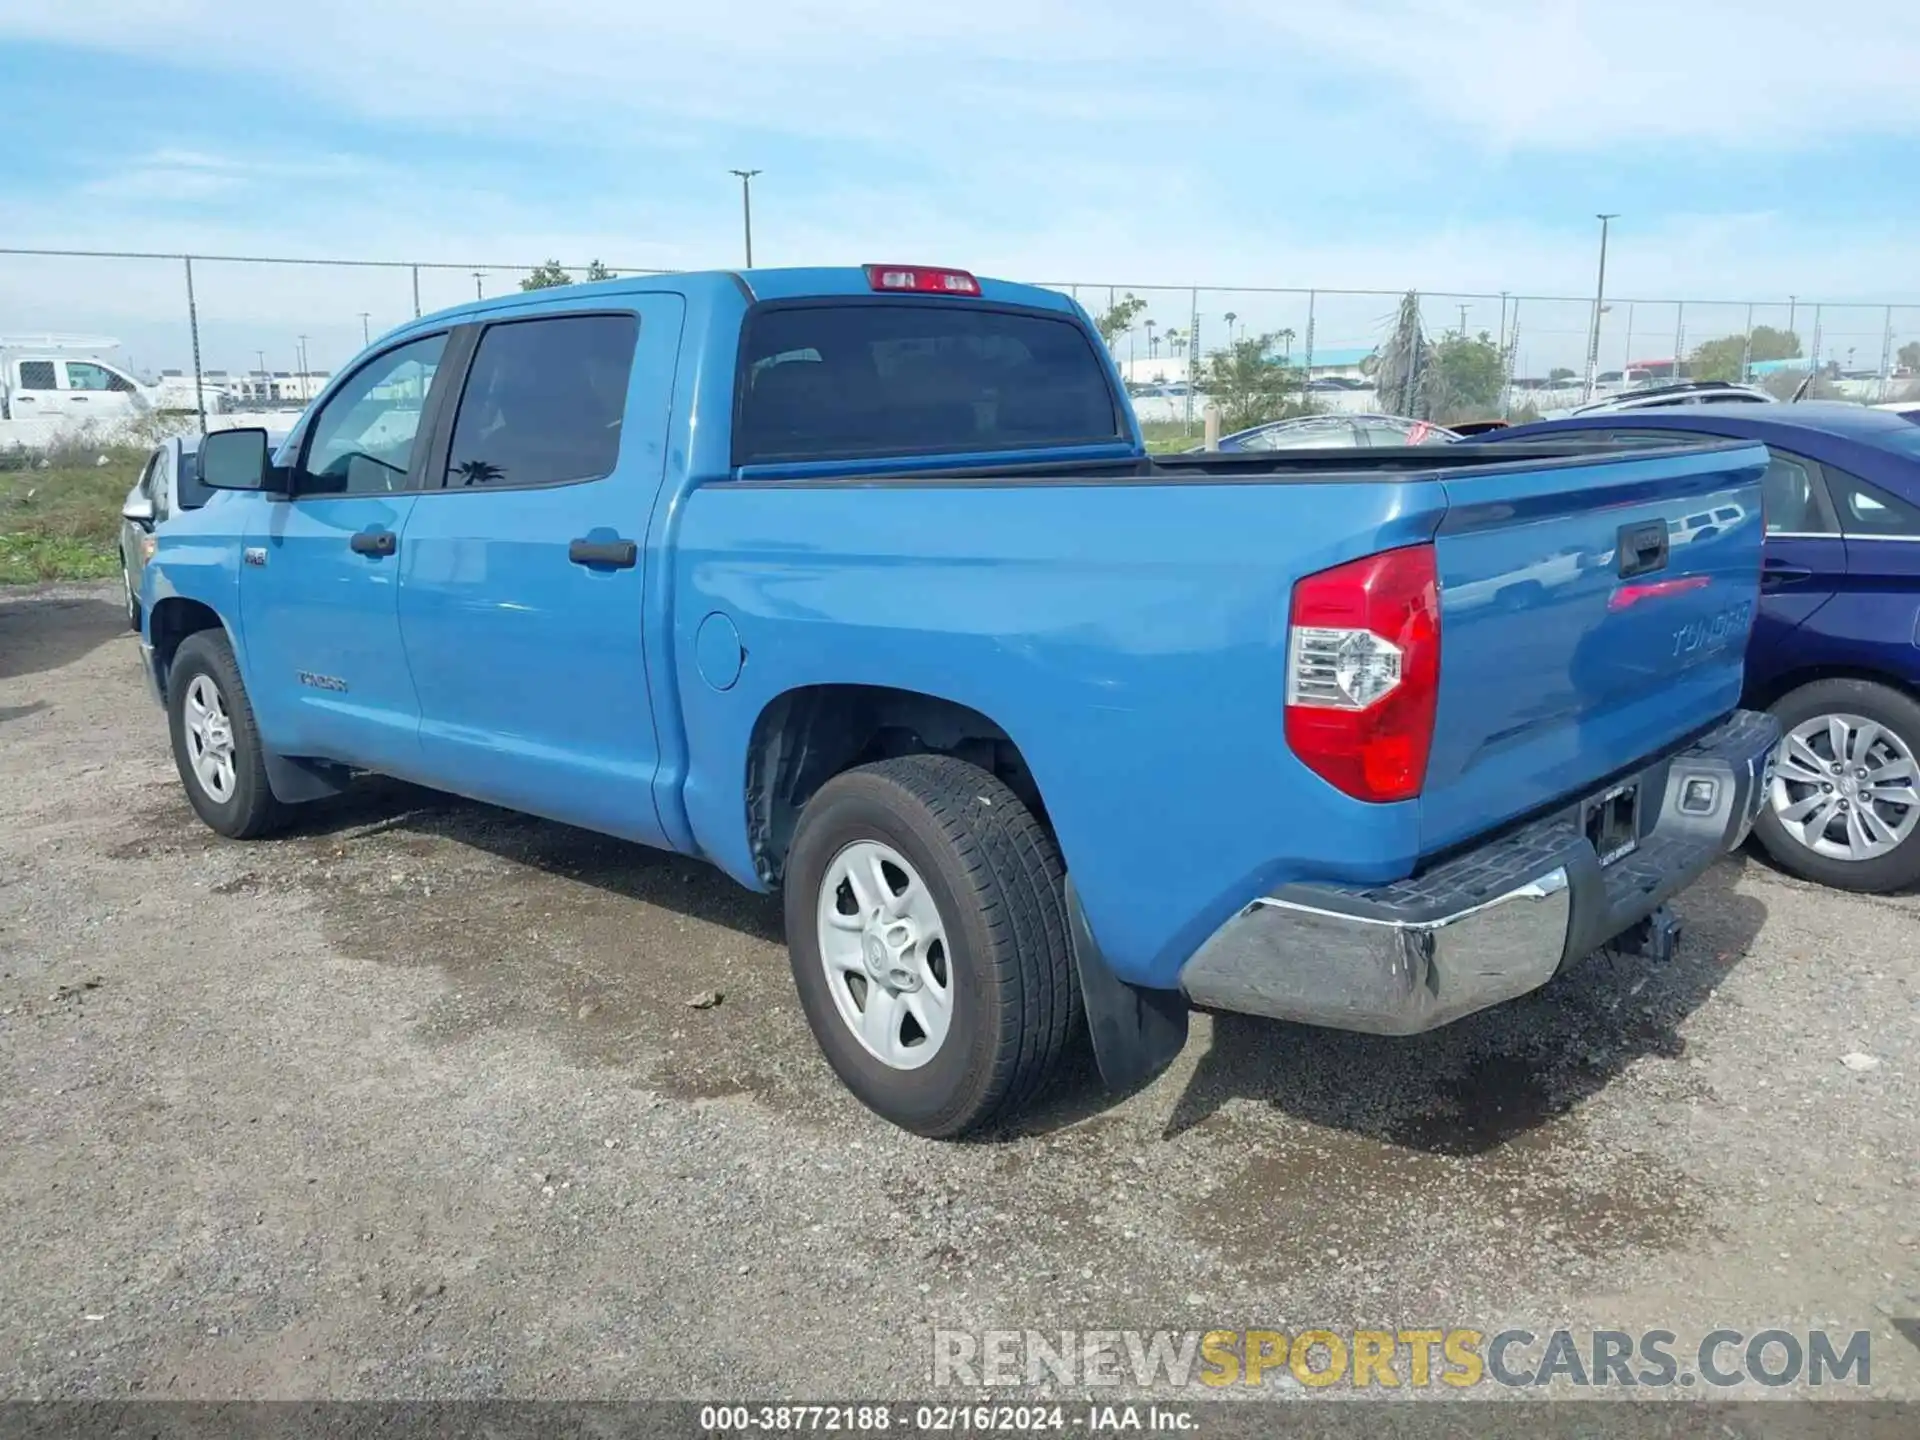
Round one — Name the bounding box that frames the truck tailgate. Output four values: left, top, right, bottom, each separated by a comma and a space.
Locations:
1420, 440, 1769, 854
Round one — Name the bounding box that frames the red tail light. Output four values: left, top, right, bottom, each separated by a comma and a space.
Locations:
863, 264, 981, 296
1284, 543, 1441, 803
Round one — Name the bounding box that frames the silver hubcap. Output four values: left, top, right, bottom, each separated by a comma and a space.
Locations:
183, 674, 238, 803
1771, 712, 1920, 862
817, 840, 953, 1070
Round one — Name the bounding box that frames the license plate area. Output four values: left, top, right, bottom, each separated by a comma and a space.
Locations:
1584, 781, 1641, 867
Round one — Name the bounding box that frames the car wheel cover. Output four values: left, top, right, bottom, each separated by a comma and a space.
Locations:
1770, 712, 1920, 862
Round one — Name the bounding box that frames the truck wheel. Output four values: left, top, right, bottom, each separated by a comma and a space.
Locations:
166, 630, 288, 840
1754, 678, 1920, 893
782, 754, 1079, 1138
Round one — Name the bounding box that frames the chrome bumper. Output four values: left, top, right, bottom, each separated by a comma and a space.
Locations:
1179, 709, 1780, 1035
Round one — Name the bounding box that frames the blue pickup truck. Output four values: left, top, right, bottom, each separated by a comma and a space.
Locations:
142, 263, 1780, 1137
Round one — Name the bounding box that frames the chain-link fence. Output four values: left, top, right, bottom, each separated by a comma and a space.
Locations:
4, 248, 1916, 439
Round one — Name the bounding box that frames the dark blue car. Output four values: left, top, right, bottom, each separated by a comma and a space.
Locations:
1488, 403, 1920, 893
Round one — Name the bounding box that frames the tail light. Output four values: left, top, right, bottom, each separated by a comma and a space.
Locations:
863, 264, 981, 296
1285, 543, 1441, 803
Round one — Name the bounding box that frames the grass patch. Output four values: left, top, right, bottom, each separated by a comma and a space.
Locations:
1140, 420, 1200, 454
0, 449, 143, 585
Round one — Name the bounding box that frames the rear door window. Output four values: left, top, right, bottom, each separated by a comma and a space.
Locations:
1759, 452, 1838, 535
1822, 464, 1920, 538
735, 303, 1122, 465
444, 313, 638, 488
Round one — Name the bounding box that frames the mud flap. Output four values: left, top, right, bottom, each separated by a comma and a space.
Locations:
264, 753, 349, 804
1066, 876, 1189, 1094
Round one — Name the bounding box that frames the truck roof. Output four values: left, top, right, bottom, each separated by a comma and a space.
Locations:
408, 266, 1081, 332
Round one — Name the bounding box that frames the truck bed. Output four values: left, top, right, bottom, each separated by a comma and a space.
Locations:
733, 436, 1747, 486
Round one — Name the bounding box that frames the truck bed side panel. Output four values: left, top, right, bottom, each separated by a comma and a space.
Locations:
670, 478, 1444, 989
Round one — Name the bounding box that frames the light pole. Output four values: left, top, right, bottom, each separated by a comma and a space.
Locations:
729, 169, 762, 267
296, 334, 309, 378
255, 349, 268, 402
359, 312, 372, 345
472, 271, 486, 299
1583, 213, 1618, 403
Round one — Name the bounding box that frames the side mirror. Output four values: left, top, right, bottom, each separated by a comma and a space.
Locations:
199, 427, 275, 492
121, 491, 156, 524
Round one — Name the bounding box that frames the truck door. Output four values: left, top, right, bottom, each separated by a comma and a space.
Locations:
396, 296, 683, 848
7, 359, 60, 420
239, 331, 452, 775
62, 359, 140, 421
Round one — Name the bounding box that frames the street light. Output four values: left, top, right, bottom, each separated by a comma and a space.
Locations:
472, 271, 487, 299
358, 312, 372, 345
1583, 213, 1619, 403
729, 169, 763, 267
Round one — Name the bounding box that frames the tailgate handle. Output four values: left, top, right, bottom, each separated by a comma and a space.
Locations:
1617, 521, 1669, 579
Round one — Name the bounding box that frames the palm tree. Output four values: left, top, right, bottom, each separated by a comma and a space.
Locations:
1279, 327, 1296, 361
1224, 311, 1238, 343
1145, 319, 1158, 358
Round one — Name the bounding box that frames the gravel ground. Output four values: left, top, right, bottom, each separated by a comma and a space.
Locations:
1, 580, 1916, 1403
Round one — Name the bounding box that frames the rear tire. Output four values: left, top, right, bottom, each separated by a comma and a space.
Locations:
782, 754, 1079, 1138
1753, 678, 1920, 893
167, 630, 289, 840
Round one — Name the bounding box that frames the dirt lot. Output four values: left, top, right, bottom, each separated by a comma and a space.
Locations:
2, 580, 1916, 1402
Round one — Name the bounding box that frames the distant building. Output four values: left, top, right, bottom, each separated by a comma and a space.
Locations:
226, 369, 330, 404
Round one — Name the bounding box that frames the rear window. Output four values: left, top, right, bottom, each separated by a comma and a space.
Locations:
734, 302, 1122, 465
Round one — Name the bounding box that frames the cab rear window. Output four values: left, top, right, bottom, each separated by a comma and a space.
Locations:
734, 302, 1123, 466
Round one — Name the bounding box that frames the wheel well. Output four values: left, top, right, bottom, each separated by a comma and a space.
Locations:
1746, 664, 1918, 712
746, 685, 1045, 887
147, 598, 225, 693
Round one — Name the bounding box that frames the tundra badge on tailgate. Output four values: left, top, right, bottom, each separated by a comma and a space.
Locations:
1673, 600, 1754, 659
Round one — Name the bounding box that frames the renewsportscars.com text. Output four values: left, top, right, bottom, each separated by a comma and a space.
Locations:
933, 1327, 1873, 1390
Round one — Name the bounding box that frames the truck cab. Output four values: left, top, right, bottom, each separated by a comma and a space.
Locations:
2, 340, 156, 450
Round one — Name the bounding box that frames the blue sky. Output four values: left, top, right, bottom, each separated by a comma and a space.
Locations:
2, 0, 1916, 376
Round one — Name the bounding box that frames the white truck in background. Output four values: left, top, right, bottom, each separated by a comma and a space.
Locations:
1, 336, 228, 454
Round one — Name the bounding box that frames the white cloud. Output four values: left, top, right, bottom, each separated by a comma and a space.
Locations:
10, 0, 1916, 152
1236, 0, 1920, 149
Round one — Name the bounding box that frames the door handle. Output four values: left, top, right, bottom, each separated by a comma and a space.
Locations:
350, 530, 397, 557
569, 538, 637, 569
1761, 560, 1813, 591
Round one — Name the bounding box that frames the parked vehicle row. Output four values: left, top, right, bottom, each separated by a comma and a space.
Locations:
138, 263, 1778, 1137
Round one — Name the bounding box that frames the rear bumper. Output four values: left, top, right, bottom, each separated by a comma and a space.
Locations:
1178, 708, 1780, 1035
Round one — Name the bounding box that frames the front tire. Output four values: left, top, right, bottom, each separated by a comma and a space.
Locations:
166, 630, 288, 839
1753, 678, 1920, 893
782, 754, 1079, 1138
122, 558, 141, 631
